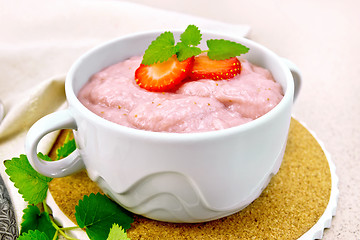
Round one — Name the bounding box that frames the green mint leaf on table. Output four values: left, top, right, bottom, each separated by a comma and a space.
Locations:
18, 230, 50, 240
56, 136, 76, 159
38, 152, 52, 162
207, 39, 249, 60
107, 224, 130, 240
180, 24, 202, 46
75, 193, 134, 240
142, 31, 176, 65
20, 205, 57, 239
175, 42, 201, 61
4, 154, 53, 204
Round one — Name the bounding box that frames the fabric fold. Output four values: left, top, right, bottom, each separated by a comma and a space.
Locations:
0, 75, 66, 141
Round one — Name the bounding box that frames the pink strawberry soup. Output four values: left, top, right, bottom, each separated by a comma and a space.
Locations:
77, 56, 283, 133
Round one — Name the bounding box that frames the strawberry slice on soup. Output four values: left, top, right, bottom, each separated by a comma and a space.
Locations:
135, 55, 194, 92
189, 54, 241, 81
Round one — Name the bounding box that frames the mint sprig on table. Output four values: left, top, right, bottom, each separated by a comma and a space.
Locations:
4, 154, 52, 205
141, 24, 249, 65
4, 133, 133, 240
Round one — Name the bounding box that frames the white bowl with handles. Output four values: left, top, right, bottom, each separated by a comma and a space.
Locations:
26, 30, 301, 223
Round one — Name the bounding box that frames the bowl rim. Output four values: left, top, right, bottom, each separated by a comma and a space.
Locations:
65, 30, 294, 141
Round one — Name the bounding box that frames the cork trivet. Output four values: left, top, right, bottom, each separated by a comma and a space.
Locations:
48, 118, 331, 239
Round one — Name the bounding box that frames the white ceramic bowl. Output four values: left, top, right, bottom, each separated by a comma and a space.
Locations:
26, 31, 301, 223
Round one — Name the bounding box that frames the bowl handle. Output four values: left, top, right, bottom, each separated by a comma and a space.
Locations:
281, 58, 302, 101
25, 110, 84, 178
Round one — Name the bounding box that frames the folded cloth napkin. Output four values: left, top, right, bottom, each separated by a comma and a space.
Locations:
0, 0, 250, 229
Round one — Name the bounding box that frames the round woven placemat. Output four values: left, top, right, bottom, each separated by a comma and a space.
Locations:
48, 118, 331, 239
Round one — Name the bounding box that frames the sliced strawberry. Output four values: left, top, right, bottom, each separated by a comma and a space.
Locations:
189, 55, 241, 81
135, 55, 194, 92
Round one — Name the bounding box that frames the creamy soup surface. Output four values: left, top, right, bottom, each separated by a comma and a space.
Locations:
78, 56, 283, 133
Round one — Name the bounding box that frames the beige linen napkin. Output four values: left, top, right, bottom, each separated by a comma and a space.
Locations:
0, 0, 250, 229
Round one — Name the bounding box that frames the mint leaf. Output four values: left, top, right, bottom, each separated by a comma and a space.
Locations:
175, 42, 201, 61
142, 31, 176, 65
180, 24, 202, 46
4, 155, 53, 204
141, 25, 250, 65
107, 224, 130, 240
18, 230, 50, 240
20, 205, 57, 239
75, 193, 133, 240
207, 39, 249, 60
176, 25, 202, 61
56, 138, 76, 160
37, 152, 52, 162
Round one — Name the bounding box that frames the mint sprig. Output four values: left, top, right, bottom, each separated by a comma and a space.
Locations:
4, 154, 52, 205
142, 24, 249, 65
4, 137, 133, 240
